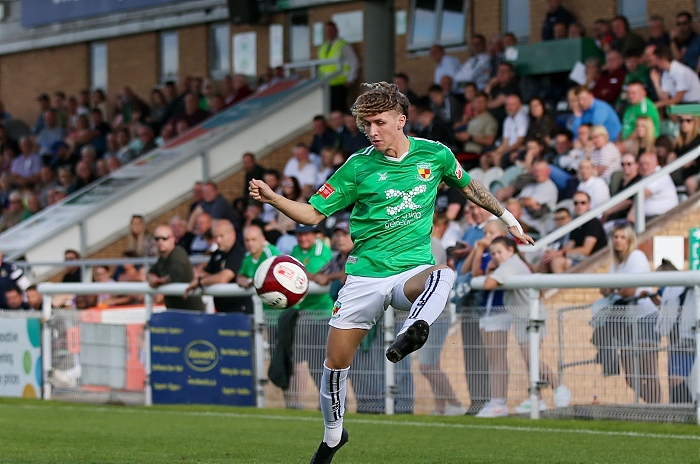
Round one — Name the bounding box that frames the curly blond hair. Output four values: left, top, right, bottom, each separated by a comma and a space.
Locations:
351, 82, 410, 134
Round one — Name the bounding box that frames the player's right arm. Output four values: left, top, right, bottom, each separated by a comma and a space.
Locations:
249, 179, 326, 225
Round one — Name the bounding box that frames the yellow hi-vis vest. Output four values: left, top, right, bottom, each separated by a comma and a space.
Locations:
318, 39, 350, 86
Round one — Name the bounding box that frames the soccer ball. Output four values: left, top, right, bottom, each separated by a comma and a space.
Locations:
253, 255, 309, 309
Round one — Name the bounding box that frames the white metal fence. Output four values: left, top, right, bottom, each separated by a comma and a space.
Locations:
31, 272, 700, 424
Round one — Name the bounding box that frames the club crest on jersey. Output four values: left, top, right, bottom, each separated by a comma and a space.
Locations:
416, 162, 432, 181
455, 164, 463, 180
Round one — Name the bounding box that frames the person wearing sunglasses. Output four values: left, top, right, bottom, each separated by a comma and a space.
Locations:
148, 224, 204, 311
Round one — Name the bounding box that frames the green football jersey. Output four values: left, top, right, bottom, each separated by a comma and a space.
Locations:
290, 238, 334, 314
239, 243, 279, 312
309, 136, 471, 277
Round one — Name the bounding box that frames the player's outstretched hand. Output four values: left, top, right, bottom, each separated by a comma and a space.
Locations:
509, 226, 535, 246
249, 179, 276, 204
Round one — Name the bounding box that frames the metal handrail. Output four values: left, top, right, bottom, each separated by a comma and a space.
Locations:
525, 144, 700, 254
284, 58, 341, 79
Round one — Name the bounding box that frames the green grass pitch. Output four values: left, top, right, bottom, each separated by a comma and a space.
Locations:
1, 398, 699, 463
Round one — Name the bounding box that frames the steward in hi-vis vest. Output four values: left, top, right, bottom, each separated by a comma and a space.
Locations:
317, 21, 359, 113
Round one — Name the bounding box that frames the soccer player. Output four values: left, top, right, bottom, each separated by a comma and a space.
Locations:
249, 82, 533, 464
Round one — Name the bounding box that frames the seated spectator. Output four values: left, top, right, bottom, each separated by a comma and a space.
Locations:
37, 166, 58, 208
4, 285, 29, 310
196, 181, 241, 231
145, 88, 169, 134
539, 191, 607, 273
416, 104, 460, 153
516, 160, 558, 235
114, 128, 137, 164
592, 50, 627, 105
611, 15, 646, 57
393, 72, 419, 104
72, 160, 96, 192
650, 45, 700, 109
170, 215, 194, 252
623, 116, 656, 157
577, 159, 610, 209
646, 15, 670, 48
260, 169, 281, 225
455, 34, 491, 90
677, 116, 700, 194
0, 191, 25, 232
340, 112, 370, 153
432, 212, 462, 249
89, 109, 111, 156
435, 181, 467, 222
327, 110, 346, 137
309, 115, 338, 156
283, 143, 318, 198
526, 97, 557, 144
133, 124, 158, 158
455, 91, 497, 154
492, 94, 528, 168
572, 86, 622, 142
568, 22, 584, 39
589, 125, 622, 183
551, 129, 575, 170
671, 11, 700, 71
66, 114, 94, 156
315, 147, 336, 187
12, 137, 42, 188
169, 93, 211, 129
92, 265, 116, 306
36, 109, 66, 158
264, 176, 303, 251
125, 214, 157, 257
607, 152, 642, 200
428, 84, 462, 127
621, 81, 660, 141
454, 82, 478, 128
486, 62, 519, 124
558, 125, 591, 172
535, 207, 572, 272
242, 152, 266, 201
22, 193, 41, 220
626, 152, 679, 223
189, 212, 213, 256
224, 74, 253, 107
25, 285, 43, 310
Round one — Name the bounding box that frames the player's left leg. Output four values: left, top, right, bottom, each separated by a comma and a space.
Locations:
386, 264, 456, 363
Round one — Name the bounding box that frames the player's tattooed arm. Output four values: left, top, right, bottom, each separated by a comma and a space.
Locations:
461, 180, 504, 217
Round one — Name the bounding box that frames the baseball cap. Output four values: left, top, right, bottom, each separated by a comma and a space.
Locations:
293, 224, 316, 234
333, 221, 349, 233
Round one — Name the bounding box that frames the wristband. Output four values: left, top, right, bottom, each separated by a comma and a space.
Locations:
498, 209, 523, 235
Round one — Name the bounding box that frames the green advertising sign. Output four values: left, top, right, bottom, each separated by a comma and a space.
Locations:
690, 228, 700, 270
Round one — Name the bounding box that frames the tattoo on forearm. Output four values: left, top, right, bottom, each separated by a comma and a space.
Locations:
463, 180, 504, 216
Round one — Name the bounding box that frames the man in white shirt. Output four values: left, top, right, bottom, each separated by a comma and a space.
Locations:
627, 152, 678, 223
517, 160, 559, 235
576, 159, 610, 209
650, 45, 700, 108
454, 34, 492, 90
493, 94, 529, 167
430, 44, 461, 90
283, 143, 319, 199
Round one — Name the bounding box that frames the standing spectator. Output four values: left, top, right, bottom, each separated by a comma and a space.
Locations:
32, 93, 51, 135
647, 15, 670, 48
589, 125, 622, 183
678, 116, 700, 195
184, 220, 251, 313
236, 223, 280, 292
4, 286, 29, 310
25, 285, 44, 311
62, 249, 82, 283
650, 45, 700, 109
541, 0, 575, 41
283, 143, 319, 197
611, 15, 646, 57
621, 81, 660, 141
455, 34, 492, 90
309, 115, 339, 155
430, 44, 460, 90
147, 224, 204, 311
11, 137, 42, 188
242, 152, 266, 201
627, 152, 679, 224
577, 159, 610, 209
592, 224, 661, 403
572, 86, 621, 142
671, 11, 700, 70
0, 250, 30, 308
318, 21, 360, 112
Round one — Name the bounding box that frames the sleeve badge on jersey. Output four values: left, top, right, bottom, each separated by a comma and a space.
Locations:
455, 164, 463, 180
318, 182, 335, 199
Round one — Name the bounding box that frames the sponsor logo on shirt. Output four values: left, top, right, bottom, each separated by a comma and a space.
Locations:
416, 162, 432, 181
332, 300, 342, 317
347, 255, 358, 264
318, 182, 335, 199
384, 185, 427, 230
455, 164, 463, 180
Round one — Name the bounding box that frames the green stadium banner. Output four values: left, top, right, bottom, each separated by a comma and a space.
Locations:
690, 228, 700, 270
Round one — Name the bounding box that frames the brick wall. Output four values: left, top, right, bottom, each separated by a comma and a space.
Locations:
0, 43, 89, 128
106, 33, 159, 105
178, 24, 209, 83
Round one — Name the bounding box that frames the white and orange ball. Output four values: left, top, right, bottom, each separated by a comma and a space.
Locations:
253, 255, 309, 309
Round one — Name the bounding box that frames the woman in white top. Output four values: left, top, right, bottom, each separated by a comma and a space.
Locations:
596, 224, 661, 403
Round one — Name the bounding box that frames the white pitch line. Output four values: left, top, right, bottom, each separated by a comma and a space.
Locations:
2, 403, 700, 441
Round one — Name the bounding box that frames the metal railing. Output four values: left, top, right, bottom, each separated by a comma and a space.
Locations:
471, 271, 700, 424
526, 144, 700, 255
284, 58, 341, 79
